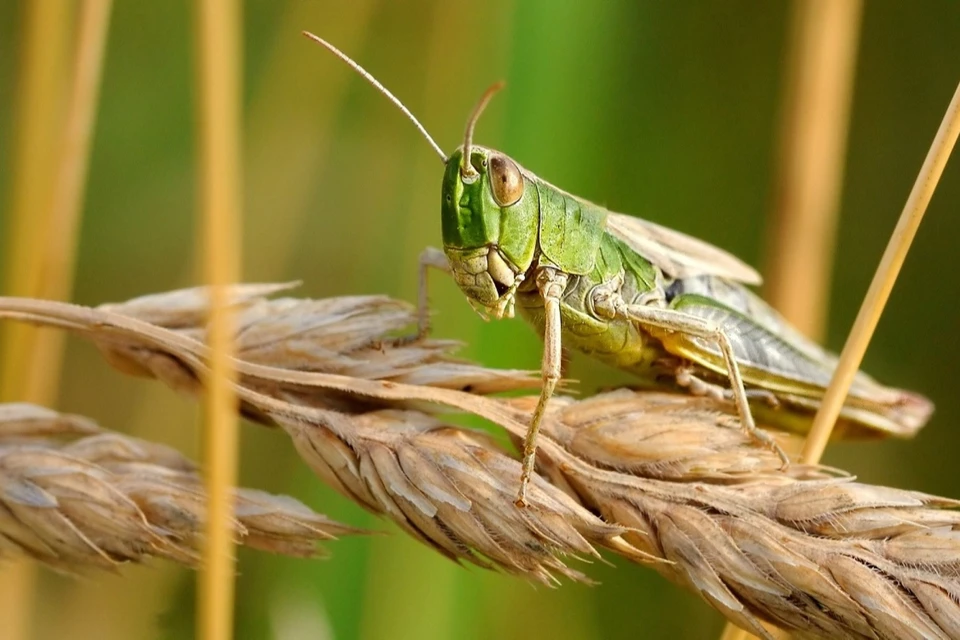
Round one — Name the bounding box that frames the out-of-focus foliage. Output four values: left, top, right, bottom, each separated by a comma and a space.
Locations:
0, 1, 958, 639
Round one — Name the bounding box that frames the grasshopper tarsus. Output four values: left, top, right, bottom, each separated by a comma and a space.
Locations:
754, 429, 791, 469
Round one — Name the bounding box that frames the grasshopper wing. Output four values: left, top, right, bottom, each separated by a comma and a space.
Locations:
605, 212, 762, 285
642, 290, 933, 437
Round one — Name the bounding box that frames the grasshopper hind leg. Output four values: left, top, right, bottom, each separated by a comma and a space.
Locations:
516, 267, 569, 507
612, 300, 790, 467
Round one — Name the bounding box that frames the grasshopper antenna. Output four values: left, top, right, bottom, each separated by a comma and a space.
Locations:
302, 31, 447, 163
460, 81, 505, 182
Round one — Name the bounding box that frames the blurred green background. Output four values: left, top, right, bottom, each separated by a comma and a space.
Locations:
1, 1, 959, 638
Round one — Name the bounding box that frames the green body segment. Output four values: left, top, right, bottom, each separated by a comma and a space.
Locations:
515, 232, 663, 374
535, 184, 607, 275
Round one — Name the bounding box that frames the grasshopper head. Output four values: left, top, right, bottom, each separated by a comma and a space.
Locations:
441, 145, 540, 309
300, 34, 538, 312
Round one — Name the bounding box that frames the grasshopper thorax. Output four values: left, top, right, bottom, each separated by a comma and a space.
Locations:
441, 145, 540, 310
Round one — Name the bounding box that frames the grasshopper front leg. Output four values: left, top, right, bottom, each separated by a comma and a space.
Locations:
608, 299, 790, 467
395, 246, 451, 343
387, 247, 451, 347
516, 267, 568, 507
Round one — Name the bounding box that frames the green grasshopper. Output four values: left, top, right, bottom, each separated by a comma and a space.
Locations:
304, 32, 933, 506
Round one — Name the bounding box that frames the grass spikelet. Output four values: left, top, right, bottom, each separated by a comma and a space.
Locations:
0, 403, 361, 572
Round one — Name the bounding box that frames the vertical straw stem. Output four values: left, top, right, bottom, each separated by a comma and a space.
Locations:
725, 1, 862, 638
0, 0, 70, 399
194, 0, 243, 639
0, 8, 69, 639
0, 2, 110, 639
27, 0, 114, 403
762, 0, 862, 340
800, 79, 960, 464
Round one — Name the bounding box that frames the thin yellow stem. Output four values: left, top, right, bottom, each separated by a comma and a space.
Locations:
0, 563, 38, 640
800, 79, 960, 465
0, 0, 67, 627
27, 0, 113, 403
0, 0, 70, 398
194, 1, 243, 639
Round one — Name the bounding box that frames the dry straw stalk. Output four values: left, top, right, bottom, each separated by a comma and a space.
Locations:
0, 285, 958, 639
192, 0, 244, 638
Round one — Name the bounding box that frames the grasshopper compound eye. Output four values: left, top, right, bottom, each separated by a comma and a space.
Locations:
489, 154, 523, 206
